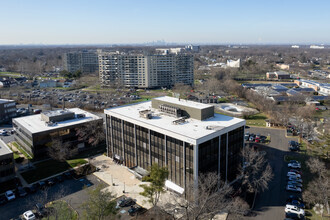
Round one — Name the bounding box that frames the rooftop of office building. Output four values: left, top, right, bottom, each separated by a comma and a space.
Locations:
105, 97, 245, 145
0, 139, 12, 156
13, 108, 102, 134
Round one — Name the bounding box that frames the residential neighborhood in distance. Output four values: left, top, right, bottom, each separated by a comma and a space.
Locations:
0, 1, 329, 220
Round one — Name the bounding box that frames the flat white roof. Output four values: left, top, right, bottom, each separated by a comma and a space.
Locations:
13, 108, 102, 134
0, 139, 12, 156
153, 96, 212, 110
105, 101, 245, 145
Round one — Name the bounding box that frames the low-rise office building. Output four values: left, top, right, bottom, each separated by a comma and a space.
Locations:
0, 99, 17, 124
12, 108, 102, 159
104, 96, 245, 194
0, 139, 15, 183
266, 71, 291, 80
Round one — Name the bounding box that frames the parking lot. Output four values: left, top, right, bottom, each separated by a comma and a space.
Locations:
242, 127, 301, 220
0, 174, 106, 220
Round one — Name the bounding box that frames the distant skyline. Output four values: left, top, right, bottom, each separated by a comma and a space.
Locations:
1, 0, 330, 45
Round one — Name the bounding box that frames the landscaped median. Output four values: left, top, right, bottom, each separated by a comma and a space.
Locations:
20, 159, 88, 184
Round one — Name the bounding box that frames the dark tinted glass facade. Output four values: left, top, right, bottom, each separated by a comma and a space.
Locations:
198, 126, 244, 182
106, 114, 244, 190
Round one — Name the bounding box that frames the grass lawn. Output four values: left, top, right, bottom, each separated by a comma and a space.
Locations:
21, 158, 87, 184
67, 158, 88, 168
304, 208, 330, 220
245, 113, 267, 127
0, 71, 22, 78
44, 200, 78, 220
12, 141, 33, 159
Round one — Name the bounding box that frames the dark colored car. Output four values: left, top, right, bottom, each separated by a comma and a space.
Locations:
287, 195, 303, 203
0, 195, 7, 205
38, 181, 47, 189
35, 203, 48, 217
289, 145, 299, 151
285, 212, 305, 220
128, 206, 144, 216
46, 178, 56, 186
287, 199, 305, 209
118, 197, 136, 207
17, 186, 27, 197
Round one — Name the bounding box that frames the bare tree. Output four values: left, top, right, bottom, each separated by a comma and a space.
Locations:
48, 137, 78, 162
303, 158, 330, 215
75, 120, 105, 147
160, 172, 249, 220
238, 147, 273, 208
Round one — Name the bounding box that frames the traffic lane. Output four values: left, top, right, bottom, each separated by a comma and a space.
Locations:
0, 174, 105, 220
244, 127, 299, 220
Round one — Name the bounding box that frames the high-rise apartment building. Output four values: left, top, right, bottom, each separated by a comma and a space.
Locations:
63, 51, 99, 74
98, 53, 194, 88
104, 96, 245, 194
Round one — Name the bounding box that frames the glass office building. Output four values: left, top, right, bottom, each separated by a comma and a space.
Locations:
105, 96, 245, 194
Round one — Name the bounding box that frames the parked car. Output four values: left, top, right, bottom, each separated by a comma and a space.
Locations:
286, 185, 302, 192
287, 172, 301, 178
244, 133, 250, 141
17, 186, 28, 197
5, 190, 16, 201
288, 176, 303, 183
46, 178, 56, 186
38, 181, 46, 189
33, 109, 42, 114
118, 197, 136, 207
128, 206, 144, 216
0, 195, 7, 205
290, 169, 302, 175
35, 203, 48, 217
289, 145, 300, 151
287, 199, 305, 209
287, 195, 303, 203
26, 184, 38, 193
285, 212, 305, 220
23, 210, 36, 220
285, 204, 305, 216
249, 135, 255, 142
287, 181, 303, 188
288, 161, 301, 169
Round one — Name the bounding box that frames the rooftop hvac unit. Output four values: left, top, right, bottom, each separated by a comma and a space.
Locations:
76, 113, 86, 118
139, 109, 152, 119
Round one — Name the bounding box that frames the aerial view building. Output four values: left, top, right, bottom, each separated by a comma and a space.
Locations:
266, 71, 291, 80
12, 108, 102, 159
98, 53, 194, 88
0, 139, 15, 184
63, 50, 99, 74
104, 96, 245, 194
0, 99, 17, 124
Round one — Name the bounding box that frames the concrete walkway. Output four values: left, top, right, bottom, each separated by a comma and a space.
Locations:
89, 155, 152, 209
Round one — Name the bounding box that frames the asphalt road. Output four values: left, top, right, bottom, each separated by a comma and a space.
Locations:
243, 127, 300, 220
0, 174, 106, 220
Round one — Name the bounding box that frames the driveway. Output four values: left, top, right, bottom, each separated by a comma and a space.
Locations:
242, 127, 299, 220
0, 174, 107, 220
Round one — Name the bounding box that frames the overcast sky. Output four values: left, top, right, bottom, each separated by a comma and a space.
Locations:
1, 0, 330, 45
